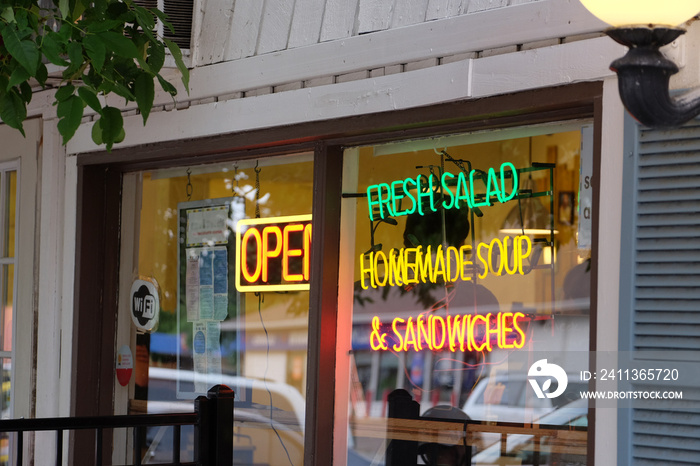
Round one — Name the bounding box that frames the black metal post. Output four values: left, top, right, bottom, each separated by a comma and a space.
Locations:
56, 430, 63, 466
173, 425, 181, 465
15, 432, 22, 466
133, 426, 142, 466
386, 389, 419, 466
95, 428, 103, 465
207, 385, 234, 466
194, 395, 211, 466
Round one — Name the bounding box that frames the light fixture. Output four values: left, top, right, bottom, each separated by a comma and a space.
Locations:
578, 1, 700, 128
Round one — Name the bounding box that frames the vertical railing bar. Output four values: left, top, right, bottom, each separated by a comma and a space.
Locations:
173, 425, 181, 465
133, 426, 142, 466
95, 428, 103, 466
15, 431, 23, 466
55, 429, 63, 466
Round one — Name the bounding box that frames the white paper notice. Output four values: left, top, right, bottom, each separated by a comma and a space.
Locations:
186, 246, 228, 322
193, 322, 208, 392
186, 206, 230, 246
186, 255, 200, 321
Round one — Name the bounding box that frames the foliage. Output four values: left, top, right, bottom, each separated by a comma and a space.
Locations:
0, 0, 189, 150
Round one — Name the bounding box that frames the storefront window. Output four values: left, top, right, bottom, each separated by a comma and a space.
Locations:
130, 153, 313, 464
0, 167, 16, 466
338, 126, 591, 465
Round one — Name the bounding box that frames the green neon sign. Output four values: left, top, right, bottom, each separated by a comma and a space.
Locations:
366, 162, 518, 221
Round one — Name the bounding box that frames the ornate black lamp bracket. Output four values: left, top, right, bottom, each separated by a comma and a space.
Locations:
608, 27, 700, 128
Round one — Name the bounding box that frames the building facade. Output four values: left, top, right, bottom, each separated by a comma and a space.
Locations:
1, 0, 699, 464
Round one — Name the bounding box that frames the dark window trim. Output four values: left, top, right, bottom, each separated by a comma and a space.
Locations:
72, 81, 603, 465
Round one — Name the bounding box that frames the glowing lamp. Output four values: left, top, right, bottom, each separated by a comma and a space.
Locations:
579, 1, 698, 28
578, 1, 700, 128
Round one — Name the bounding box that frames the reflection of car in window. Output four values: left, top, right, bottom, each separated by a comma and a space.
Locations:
142, 367, 305, 465
462, 375, 587, 423
471, 398, 588, 466
141, 367, 375, 465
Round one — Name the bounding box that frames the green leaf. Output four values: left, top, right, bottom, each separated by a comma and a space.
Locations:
87, 20, 124, 33
133, 5, 155, 30
41, 33, 69, 67
114, 127, 125, 144
0, 91, 26, 136
71, 0, 88, 21
112, 82, 135, 101
7, 67, 29, 90
78, 86, 102, 115
35, 63, 48, 87
97, 31, 139, 59
147, 41, 165, 74
136, 56, 152, 74
56, 95, 84, 144
58, 22, 71, 41
106, 2, 129, 21
1, 7, 15, 23
65, 41, 84, 76
19, 81, 32, 104
151, 8, 175, 35
164, 38, 189, 93
59, 0, 69, 19
100, 106, 124, 151
156, 73, 176, 96
84, 35, 106, 73
134, 72, 154, 125
91, 118, 103, 145
1, 27, 39, 75
55, 84, 75, 102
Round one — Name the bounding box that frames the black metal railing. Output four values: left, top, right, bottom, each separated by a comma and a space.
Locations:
0, 385, 233, 466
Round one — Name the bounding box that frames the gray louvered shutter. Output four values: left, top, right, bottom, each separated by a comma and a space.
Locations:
618, 115, 700, 465
163, 0, 193, 50
135, 0, 193, 50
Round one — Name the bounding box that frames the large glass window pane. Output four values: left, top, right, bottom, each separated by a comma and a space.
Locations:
132, 154, 313, 465
340, 128, 591, 465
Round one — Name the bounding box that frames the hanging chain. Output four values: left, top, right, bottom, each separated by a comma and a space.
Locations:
254, 161, 261, 219
232, 163, 238, 196
186, 168, 193, 200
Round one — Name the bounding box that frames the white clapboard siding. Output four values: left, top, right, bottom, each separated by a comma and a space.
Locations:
288, 0, 327, 48
466, 0, 509, 14
391, 0, 429, 28
426, 0, 465, 20
225, 1, 265, 60
320, 0, 360, 42
357, 0, 395, 33
257, 0, 296, 54
192, 0, 234, 65
622, 117, 700, 464
202, 0, 543, 62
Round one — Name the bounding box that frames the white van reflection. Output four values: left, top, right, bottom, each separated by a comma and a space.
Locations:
143, 367, 305, 465
470, 398, 588, 466
142, 367, 375, 466
462, 374, 586, 450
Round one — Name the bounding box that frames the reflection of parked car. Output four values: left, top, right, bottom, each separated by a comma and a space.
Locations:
462, 375, 586, 424
142, 368, 374, 466
142, 367, 305, 465
471, 398, 588, 466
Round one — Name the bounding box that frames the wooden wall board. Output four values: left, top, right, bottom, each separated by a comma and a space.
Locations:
257, 0, 296, 54
289, 0, 327, 48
